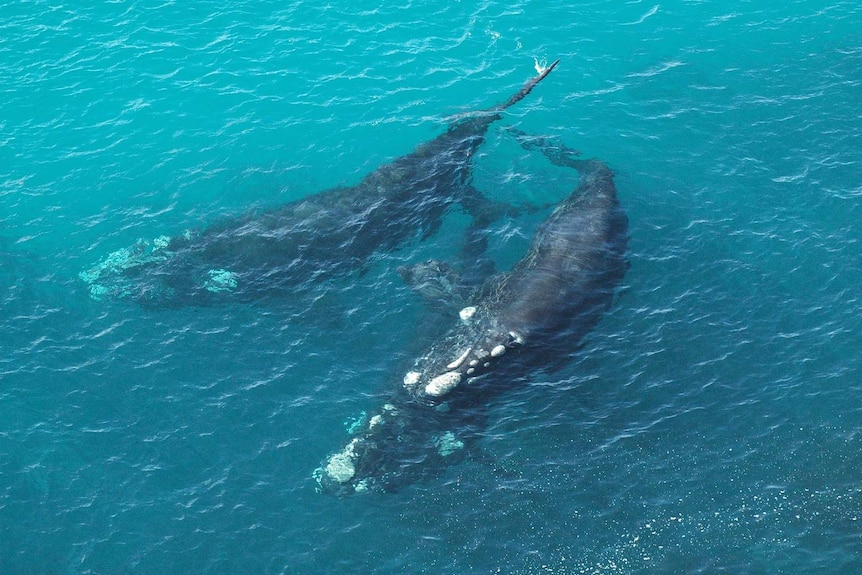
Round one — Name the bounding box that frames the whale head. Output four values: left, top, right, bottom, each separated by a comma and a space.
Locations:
314, 401, 475, 496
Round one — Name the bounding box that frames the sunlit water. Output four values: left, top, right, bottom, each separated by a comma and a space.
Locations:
2, 1, 861, 573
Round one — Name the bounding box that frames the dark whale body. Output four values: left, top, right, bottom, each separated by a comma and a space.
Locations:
80, 62, 559, 308
315, 148, 629, 495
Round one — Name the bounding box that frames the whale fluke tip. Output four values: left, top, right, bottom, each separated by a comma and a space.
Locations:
535, 58, 560, 75
497, 58, 560, 112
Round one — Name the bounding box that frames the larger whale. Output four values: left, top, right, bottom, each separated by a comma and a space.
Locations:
80, 61, 559, 307
315, 139, 628, 495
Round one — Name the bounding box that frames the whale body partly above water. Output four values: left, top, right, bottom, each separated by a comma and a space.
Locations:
80, 62, 559, 308
316, 139, 629, 495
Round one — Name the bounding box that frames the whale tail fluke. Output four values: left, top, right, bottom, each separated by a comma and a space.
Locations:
445, 59, 560, 134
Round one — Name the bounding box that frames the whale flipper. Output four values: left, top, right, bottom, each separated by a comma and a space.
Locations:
398, 260, 463, 305
505, 127, 587, 171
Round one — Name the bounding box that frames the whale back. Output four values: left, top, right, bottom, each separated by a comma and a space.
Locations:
316, 155, 630, 496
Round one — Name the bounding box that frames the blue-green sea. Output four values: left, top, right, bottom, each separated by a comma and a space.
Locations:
3, 1, 862, 573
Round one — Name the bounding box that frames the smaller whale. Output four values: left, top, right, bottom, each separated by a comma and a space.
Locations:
315, 136, 629, 495
80, 61, 560, 308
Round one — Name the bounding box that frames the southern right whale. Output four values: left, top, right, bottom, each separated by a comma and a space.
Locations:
80, 61, 559, 308
315, 138, 629, 495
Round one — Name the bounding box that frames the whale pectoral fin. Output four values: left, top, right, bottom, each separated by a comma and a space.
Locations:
397, 259, 466, 307
505, 127, 593, 173
463, 180, 558, 224
461, 183, 518, 224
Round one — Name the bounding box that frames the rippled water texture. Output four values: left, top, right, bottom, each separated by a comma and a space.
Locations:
2, 1, 861, 573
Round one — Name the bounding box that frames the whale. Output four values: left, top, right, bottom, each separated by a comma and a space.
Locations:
315, 138, 628, 495
79, 61, 559, 308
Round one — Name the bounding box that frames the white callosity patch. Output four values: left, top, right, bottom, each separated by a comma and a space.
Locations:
80, 234, 175, 300
410, 321, 527, 401
424, 371, 462, 397
204, 269, 238, 293
458, 306, 477, 322
79, 247, 135, 298
324, 439, 360, 484
315, 404, 400, 491
369, 404, 398, 431
79, 247, 131, 284
470, 348, 489, 367
403, 371, 421, 389
324, 453, 355, 483
152, 235, 171, 250
446, 348, 472, 370
368, 414, 384, 430
434, 431, 465, 457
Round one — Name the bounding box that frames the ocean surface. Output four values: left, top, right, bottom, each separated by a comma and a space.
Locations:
2, 1, 862, 573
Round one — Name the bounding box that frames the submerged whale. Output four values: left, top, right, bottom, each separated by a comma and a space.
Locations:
315, 139, 628, 495
80, 61, 559, 307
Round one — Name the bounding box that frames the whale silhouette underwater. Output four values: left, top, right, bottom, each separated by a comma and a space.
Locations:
315, 135, 629, 495
80, 61, 559, 308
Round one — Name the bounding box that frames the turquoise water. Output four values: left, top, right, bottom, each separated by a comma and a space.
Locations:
2, 0, 862, 572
